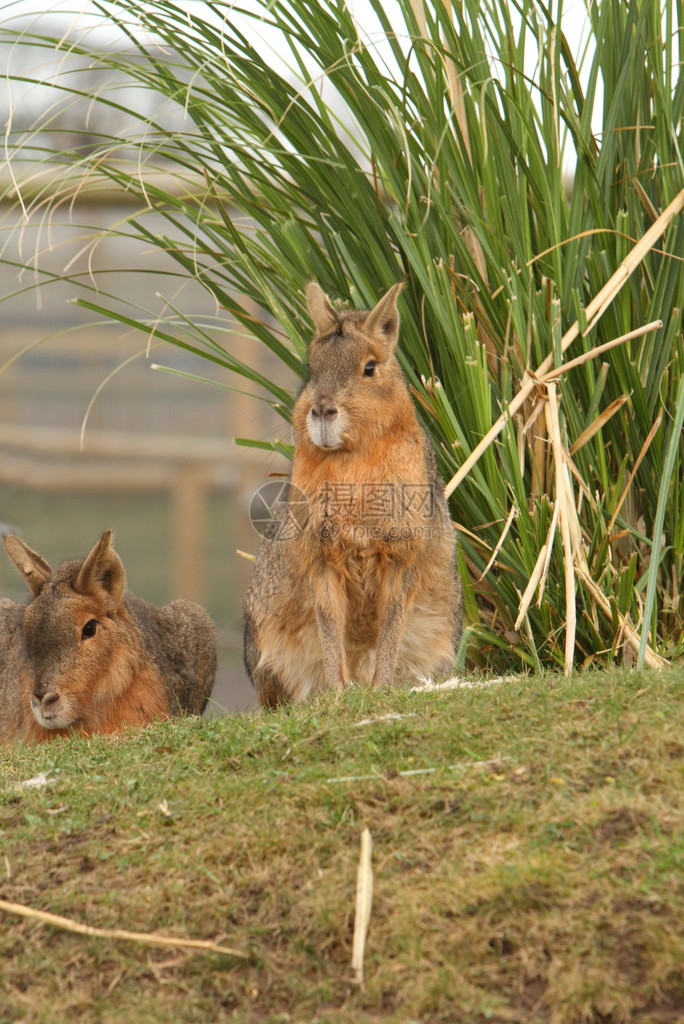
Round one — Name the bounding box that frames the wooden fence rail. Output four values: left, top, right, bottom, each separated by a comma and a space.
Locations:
0, 423, 254, 604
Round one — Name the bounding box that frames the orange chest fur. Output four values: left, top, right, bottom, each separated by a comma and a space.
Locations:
292, 437, 429, 516
290, 439, 432, 569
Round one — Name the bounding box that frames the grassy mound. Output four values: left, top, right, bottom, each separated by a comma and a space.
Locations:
1, 666, 683, 1023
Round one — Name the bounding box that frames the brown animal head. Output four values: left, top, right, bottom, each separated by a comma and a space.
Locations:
4, 530, 141, 733
294, 281, 413, 452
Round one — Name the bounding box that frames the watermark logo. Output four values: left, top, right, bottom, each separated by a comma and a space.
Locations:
319, 482, 435, 520
249, 481, 436, 542
248, 481, 309, 541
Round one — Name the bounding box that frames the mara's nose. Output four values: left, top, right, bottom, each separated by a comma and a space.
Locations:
38, 691, 60, 710
310, 400, 338, 422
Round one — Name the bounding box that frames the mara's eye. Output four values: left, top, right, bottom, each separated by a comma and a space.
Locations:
81, 619, 99, 640
363, 360, 376, 377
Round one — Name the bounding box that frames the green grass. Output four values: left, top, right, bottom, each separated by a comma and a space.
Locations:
2, 666, 683, 1023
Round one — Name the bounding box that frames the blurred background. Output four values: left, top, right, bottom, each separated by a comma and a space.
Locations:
0, 14, 295, 713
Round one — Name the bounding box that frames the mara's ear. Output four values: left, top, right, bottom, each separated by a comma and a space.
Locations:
305, 281, 337, 336
363, 281, 405, 353
75, 529, 125, 608
4, 536, 52, 597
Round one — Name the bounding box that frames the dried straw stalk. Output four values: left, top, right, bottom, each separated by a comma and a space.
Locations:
0, 898, 248, 959
351, 828, 374, 987
445, 189, 684, 498
545, 383, 577, 674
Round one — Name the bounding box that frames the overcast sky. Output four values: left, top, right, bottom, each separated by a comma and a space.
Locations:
3, 0, 594, 62
2, 0, 599, 175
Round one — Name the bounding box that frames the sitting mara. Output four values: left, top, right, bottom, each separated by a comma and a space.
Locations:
243, 281, 462, 706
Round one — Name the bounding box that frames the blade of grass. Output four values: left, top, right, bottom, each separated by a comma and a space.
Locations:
637, 374, 684, 669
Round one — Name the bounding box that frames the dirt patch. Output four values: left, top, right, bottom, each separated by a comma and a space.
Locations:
595, 807, 653, 844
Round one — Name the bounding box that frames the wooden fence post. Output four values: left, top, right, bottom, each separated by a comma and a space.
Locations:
171, 462, 208, 604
